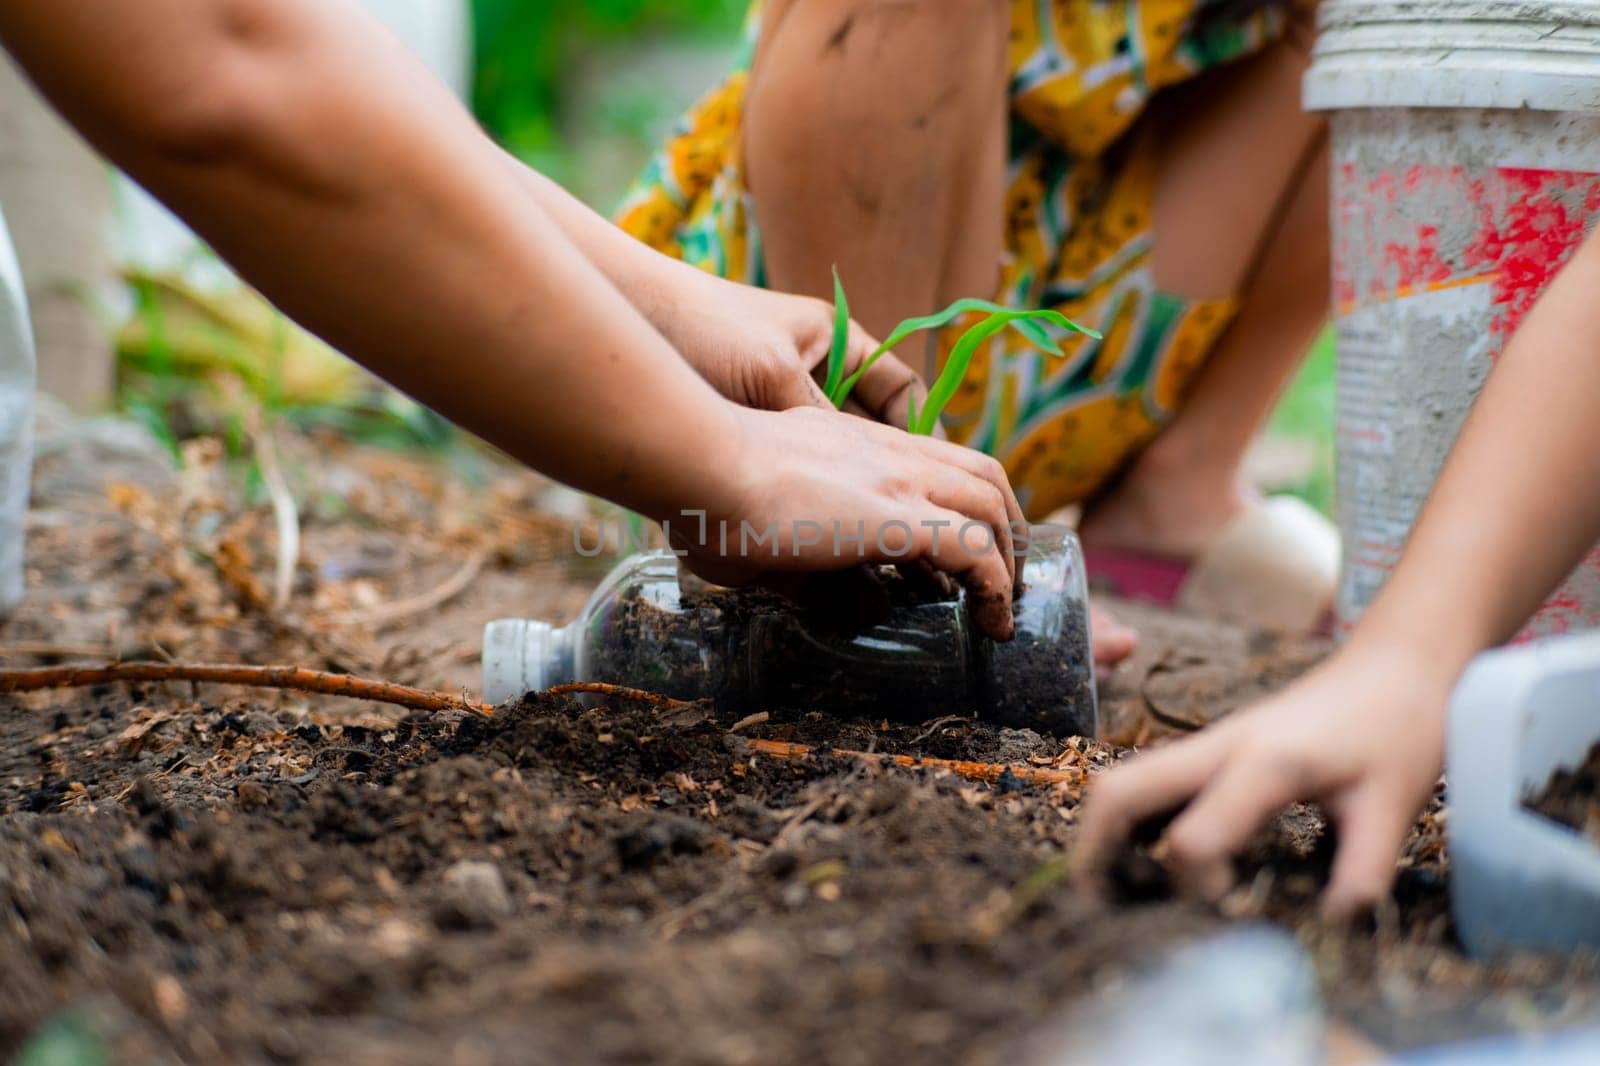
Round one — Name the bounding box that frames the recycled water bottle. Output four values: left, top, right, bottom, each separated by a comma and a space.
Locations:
483, 525, 1098, 737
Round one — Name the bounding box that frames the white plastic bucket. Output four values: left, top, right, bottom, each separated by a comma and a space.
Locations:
1306, 1, 1600, 639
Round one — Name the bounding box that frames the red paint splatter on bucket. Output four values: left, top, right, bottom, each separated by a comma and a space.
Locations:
1472, 168, 1600, 338
1332, 157, 1600, 641
1384, 223, 1453, 291
1335, 164, 1600, 338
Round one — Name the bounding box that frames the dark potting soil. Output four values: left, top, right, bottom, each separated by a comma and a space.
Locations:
980, 604, 1094, 735
588, 566, 1095, 737
1526, 740, 1600, 844
2, 689, 1597, 1064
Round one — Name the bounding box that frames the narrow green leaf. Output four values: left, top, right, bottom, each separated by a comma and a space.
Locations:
823, 266, 850, 402
831, 299, 1043, 407
911, 316, 1012, 435
911, 308, 1096, 435
935, 298, 1068, 352
828, 298, 1100, 409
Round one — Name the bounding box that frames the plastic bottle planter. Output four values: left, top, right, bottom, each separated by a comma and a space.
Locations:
1448, 631, 1600, 958
484, 525, 1098, 738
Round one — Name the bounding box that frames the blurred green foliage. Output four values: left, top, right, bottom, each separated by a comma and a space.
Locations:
1267, 327, 1337, 514
470, 0, 745, 184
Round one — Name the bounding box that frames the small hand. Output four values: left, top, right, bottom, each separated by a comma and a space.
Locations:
1071, 647, 1449, 919
645, 271, 928, 428
676, 405, 1026, 640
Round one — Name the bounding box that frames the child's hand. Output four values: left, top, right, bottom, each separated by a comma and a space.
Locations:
646, 273, 929, 429
1071, 646, 1451, 918
675, 404, 1025, 640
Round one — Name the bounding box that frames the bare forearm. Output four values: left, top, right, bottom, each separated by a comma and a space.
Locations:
505, 159, 717, 323
1352, 233, 1600, 673
0, 0, 739, 520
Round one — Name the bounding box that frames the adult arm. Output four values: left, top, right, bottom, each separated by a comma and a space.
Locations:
503, 160, 927, 425
0, 0, 1022, 634
1074, 228, 1600, 916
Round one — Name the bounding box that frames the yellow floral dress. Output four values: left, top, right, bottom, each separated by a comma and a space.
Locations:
616, 0, 1288, 518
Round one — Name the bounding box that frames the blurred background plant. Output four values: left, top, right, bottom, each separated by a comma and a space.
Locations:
1266, 329, 1336, 515
472, 0, 745, 202
106, 0, 749, 474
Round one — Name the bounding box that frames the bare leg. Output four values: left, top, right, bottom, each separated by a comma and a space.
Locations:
742, 0, 1008, 378
1079, 16, 1331, 559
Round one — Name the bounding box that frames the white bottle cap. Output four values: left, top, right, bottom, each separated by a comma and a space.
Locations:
482, 618, 556, 704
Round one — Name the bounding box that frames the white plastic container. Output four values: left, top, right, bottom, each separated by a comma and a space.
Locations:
1448, 630, 1600, 957
0, 207, 36, 615
1305, 1, 1600, 639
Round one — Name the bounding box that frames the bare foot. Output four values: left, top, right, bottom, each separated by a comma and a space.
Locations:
1091, 604, 1137, 667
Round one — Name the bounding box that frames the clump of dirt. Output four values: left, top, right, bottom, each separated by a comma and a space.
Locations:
1, 688, 1595, 1064
1526, 740, 1600, 845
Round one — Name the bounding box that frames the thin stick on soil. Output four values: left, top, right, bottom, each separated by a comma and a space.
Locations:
0, 662, 493, 717
547, 682, 697, 710
246, 407, 300, 613
743, 738, 1084, 790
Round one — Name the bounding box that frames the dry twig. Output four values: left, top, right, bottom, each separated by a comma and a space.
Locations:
0, 662, 491, 717
546, 682, 696, 710
910, 714, 971, 745
743, 738, 1083, 790
248, 414, 300, 612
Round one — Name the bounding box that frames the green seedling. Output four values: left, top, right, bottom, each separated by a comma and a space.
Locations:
822, 271, 1100, 434
912, 306, 1094, 435
822, 267, 852, 401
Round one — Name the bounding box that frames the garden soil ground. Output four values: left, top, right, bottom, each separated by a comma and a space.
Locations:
3, 420, 1598, 1064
